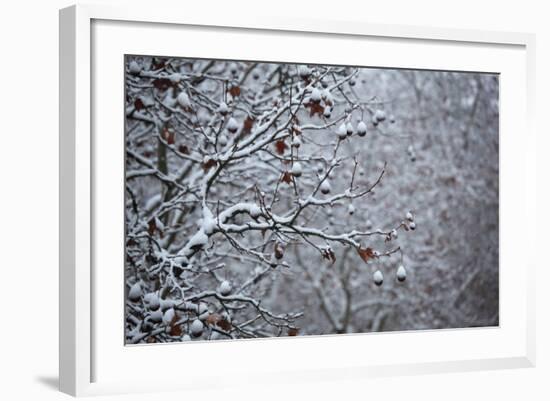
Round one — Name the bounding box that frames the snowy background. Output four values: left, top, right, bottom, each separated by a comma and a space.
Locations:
124, 56, 499, 343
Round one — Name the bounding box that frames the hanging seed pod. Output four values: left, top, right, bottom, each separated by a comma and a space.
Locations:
144, 292, 160, 311
357, 120, 367, 137
336, 123, 347, 139
291, 162, 302, 178
219, 280, 232, 296
190, 319, 204, 337
396, 265, 407, 282
226, 117, 239, 133
218, 134, 228, 147
320, 179, 331, 194
346, 122, 354, 136
163, 308, 176, 325
310, 87, 321, 103
177, 92, 191, 109
298, 65, 311, 79
128, 282, 142, 302
373, 270, 384, 286
375, 109, 386, 122
128, 60, 142, 75
217, 102, 229, 116
149, 310, 163, 323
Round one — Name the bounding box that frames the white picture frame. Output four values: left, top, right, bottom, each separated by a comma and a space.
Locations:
59, 3, 536, 397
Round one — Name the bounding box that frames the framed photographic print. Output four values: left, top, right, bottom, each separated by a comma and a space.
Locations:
59, 3, 536, 396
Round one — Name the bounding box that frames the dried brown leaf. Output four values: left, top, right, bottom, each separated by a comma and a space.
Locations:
305, 101, 324, 117
134, 97, 145, 111
242, 116, 255, 136
357, 246, 377, 264
228, 86, 241, 97
148, 218, 156, 236
275, 140, 288, 155
152, 78, 173, 91
274, 242, 284, 260
217, 318, 232, 331
280, 171, 294, 185
288, 327, 299, 336
202, 158, 218, 172
321, 248, 336, 264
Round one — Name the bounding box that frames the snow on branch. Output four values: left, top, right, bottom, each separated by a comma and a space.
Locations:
124, 57, 422, 343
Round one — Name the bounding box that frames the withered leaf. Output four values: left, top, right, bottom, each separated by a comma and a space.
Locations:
274, 242, 284, 260
321, 247, 336, 264
134, 97, 145, 111
275, 140, 288, 155
202, 158, 218, 172
305, 101, 325, 117
152, 78, 173, 91
151, 58, 166, 70
161, 127, 175, 145
288, 327, 299, 336
280, 171, 294, 185
178, 144, 190, 154
169, 324, 182, 337
241, 116, 255, 136
206, 313, 231, 331
168, 312, 182, 336
206, 314, 222, 326
228, 86, 241, 97
148, 218, 156, 236
167, 131, 175, 145
357, 246, 377, 264
217, 318, 232, 331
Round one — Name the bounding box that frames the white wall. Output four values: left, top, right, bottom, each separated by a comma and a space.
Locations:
0, 0, 547, 399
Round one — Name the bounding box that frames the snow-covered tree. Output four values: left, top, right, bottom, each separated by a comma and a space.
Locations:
124, 56, 498, 343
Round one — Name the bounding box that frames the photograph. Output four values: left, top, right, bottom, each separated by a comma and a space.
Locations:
124, 55, 499, 344
1, 0, 545, 399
